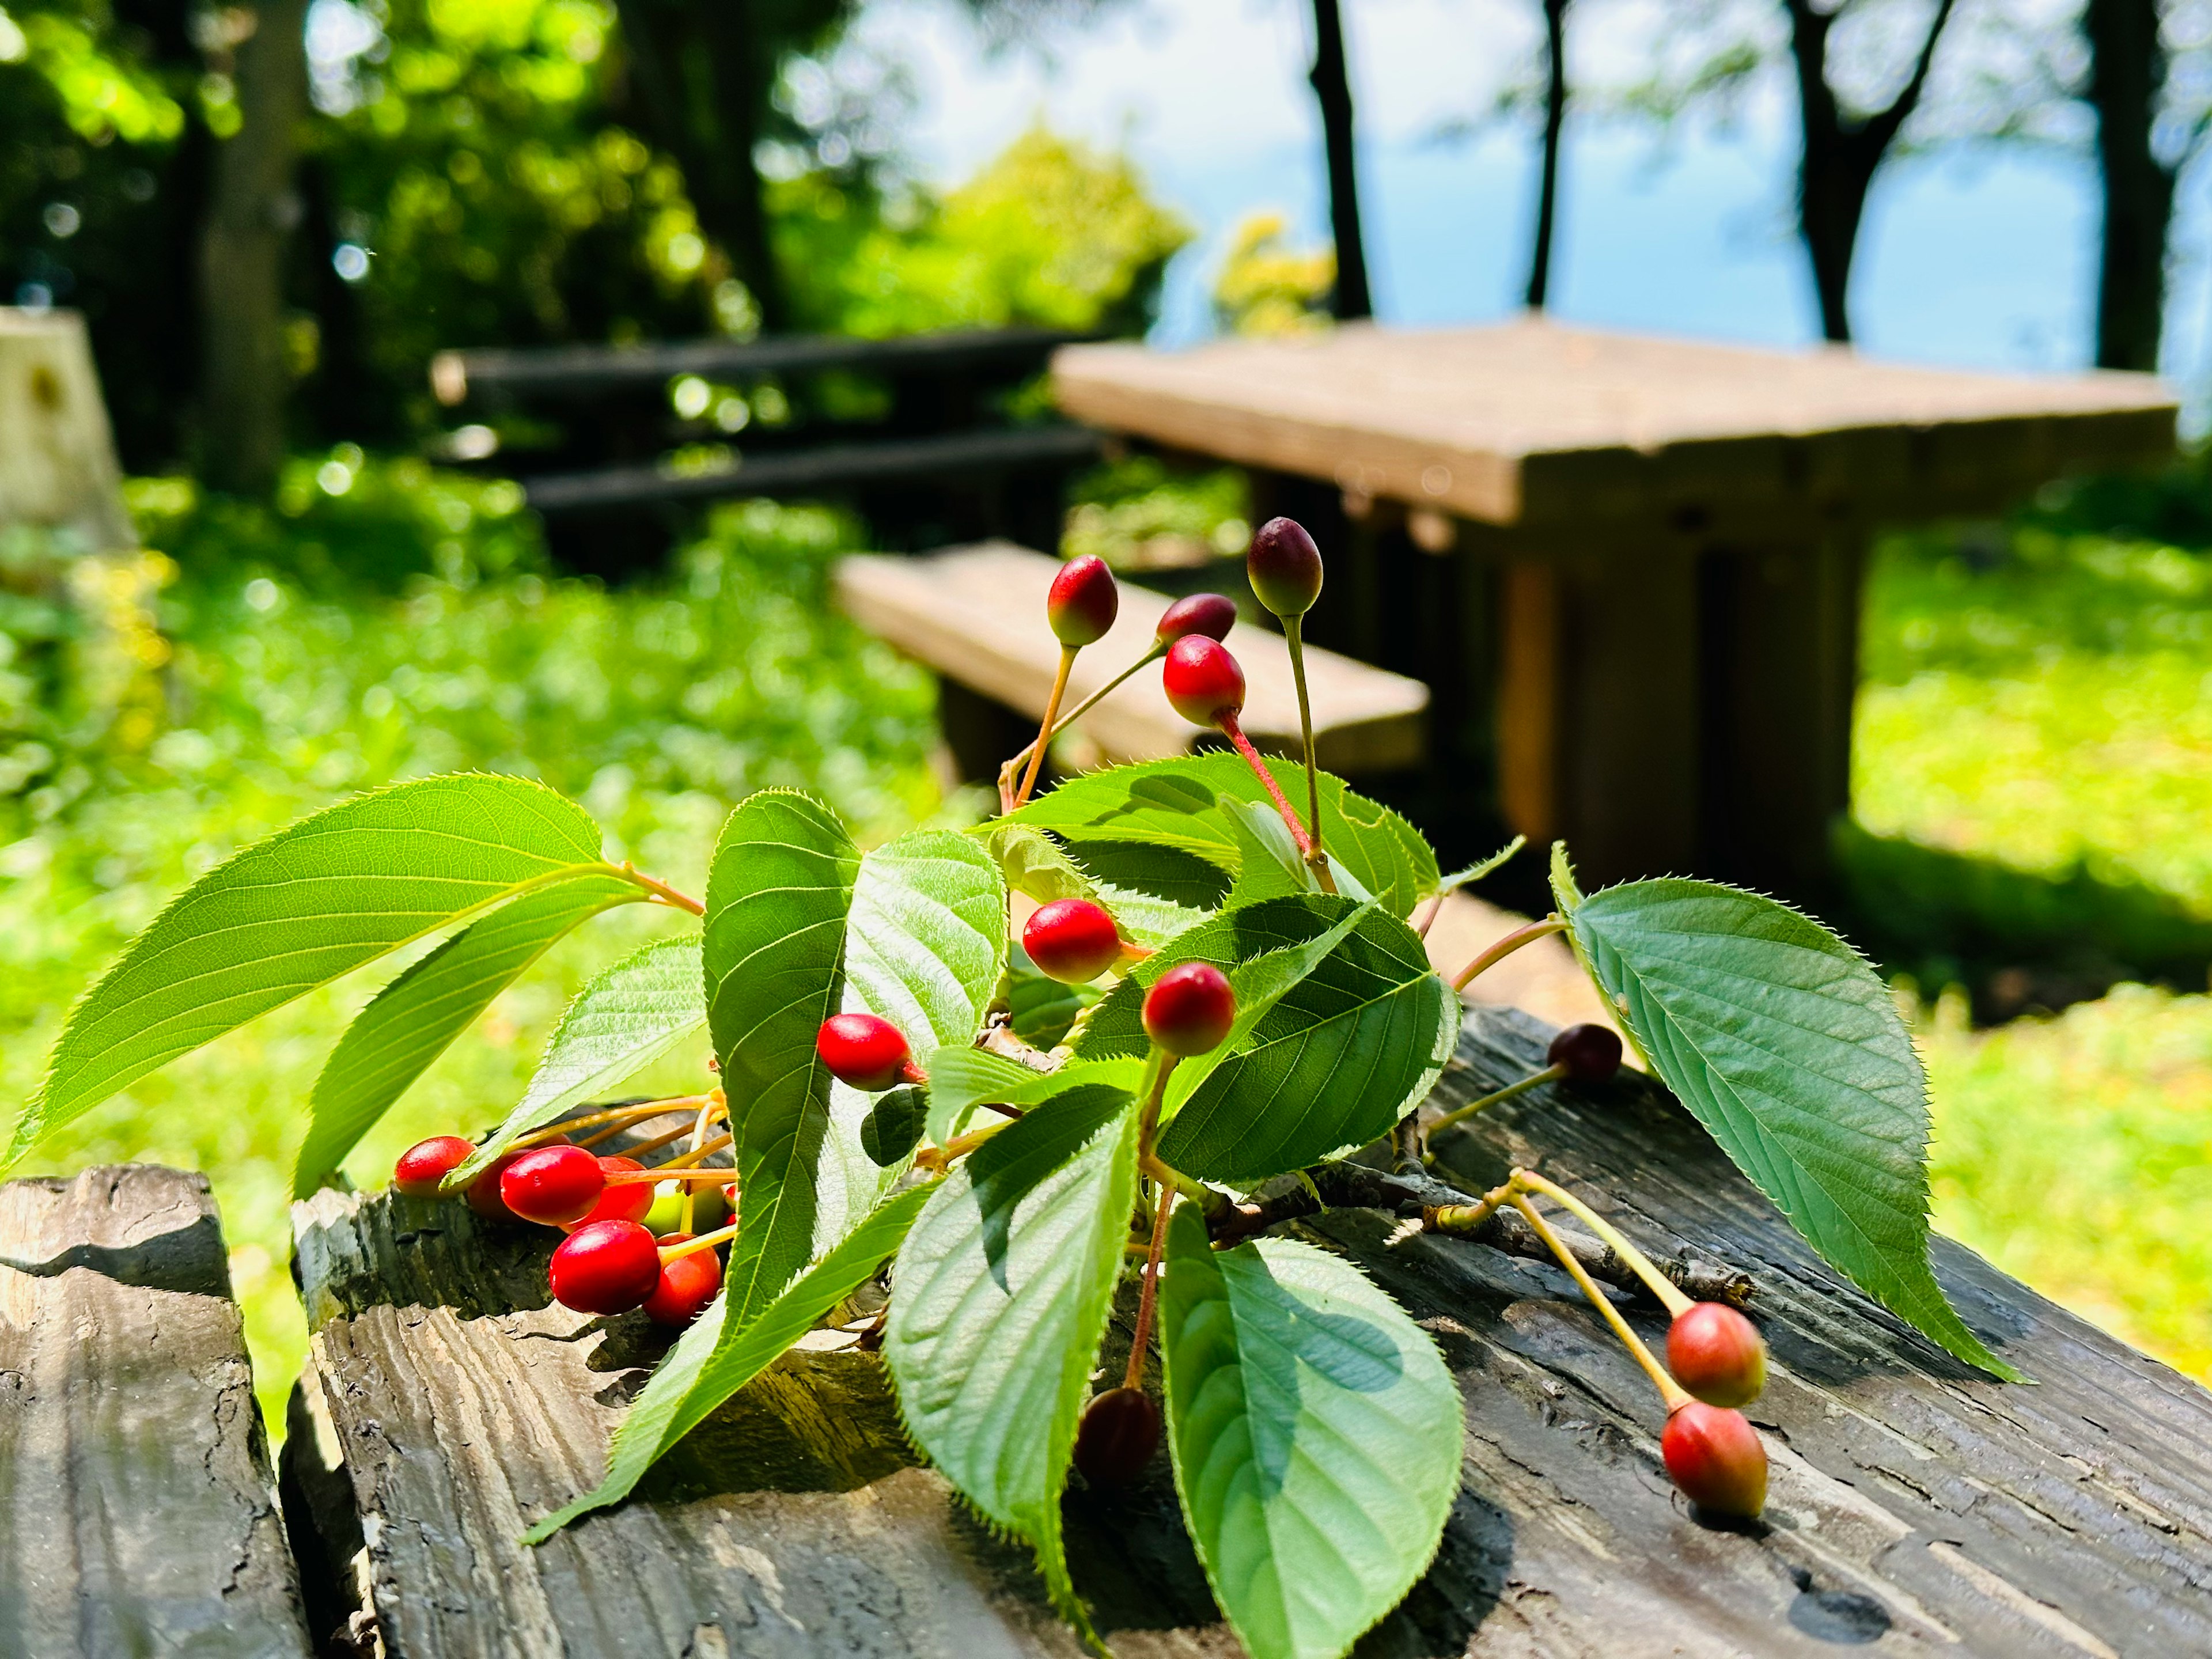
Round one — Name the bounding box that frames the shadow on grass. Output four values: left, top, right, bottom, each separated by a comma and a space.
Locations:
1831, 821, 2212, 1023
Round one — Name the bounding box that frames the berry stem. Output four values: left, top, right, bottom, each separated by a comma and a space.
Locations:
659, 1222, 740, 1264
1282, 616, 1328, 881
1425, 1063, 1565, 1138
1014, 645, 1080, 809
682, 1095, 718, 1232
660, 1131, 733, 1170
999, 646, 1164, 804
1451, 916, 1568, 991
604, 1118, 719, 1160
618, 862, 706, 916
517, 1095, 713, 1150
1509, 1192, 1692, 1411
916, 1120, 1007, 1171
603, 1167, 738, 1184
1123, 1184, 1175, 1391
1134, 1047, 1181, 1152
1513, 1168, 1694, 1317
1219, 714, 1336, 895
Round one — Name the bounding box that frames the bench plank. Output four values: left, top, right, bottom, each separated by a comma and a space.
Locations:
836, 542, 1429, 775
0, 1165, 312, 1658
288, 1010, 2212, 1656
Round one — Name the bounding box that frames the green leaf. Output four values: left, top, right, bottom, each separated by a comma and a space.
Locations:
1012, 755, 1437, 918
861, 1086, 929, 1166
704, 791, 862, 1328
15, 773, 612, 1169
884, 1087, 1140, 1639
1436, 835, 1525, 896
521, 1183, 930, 1544
1005, 942, 1101, 1051
922, 1050, 1148, 1146
1548, 839, 1584, 912
1569, 878, 2025, 1381
294, 872, 642, 1196
1079, 896, 1460, 1183
1065, 838, 1232, 914
449, 935, 709, 1185
979, 822, 1209, 948
1159, 1207, 1462, 1659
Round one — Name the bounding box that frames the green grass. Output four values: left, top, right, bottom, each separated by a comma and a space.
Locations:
1, 464, 946, 1427
1855, 498, 2212, 1377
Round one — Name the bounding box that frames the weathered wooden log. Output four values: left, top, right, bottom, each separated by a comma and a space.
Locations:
287, 1009, 2212, 1656
0, 309, 135, 552
0, 1165, 312, 1657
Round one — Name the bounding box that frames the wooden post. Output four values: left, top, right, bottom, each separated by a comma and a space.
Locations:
0, 310, 134, 551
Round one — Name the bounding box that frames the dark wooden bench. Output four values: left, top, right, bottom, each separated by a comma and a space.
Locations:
836, 540, 1430, 788
271, 1006, 2212, 1656
0, 1166, 312, 1657
429, 327, 1105, 575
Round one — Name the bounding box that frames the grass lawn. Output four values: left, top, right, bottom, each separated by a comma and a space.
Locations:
9, 456, 2212, 1428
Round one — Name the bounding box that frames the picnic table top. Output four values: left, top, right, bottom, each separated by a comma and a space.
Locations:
1051, 320, 2179, 533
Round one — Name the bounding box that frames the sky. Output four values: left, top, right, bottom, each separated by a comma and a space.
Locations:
839, 0, 2210, 397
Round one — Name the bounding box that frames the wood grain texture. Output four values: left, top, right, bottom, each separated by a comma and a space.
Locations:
0, 1165, 312, 1658
290, 1012, 2212, 1657
835, 542, 1429, 774
1052, 321, 2177, 529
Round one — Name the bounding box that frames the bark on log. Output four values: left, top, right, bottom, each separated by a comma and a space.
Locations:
0, 1165, 311, 1657
0, 310, 134, 551
288, 1009, 2212, 1657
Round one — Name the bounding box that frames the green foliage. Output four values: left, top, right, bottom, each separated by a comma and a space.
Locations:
1211, 211, 1335, 339
296, 869, 641, 1194
521, 1181, 930, 1543
1159, 1208, 1461, 1659
884, 1087, 1140, 1637
450, 933, 706, 1184
1061, 455, 1252, 572
1563, 875, 2021, 1380
13, 771, 617, 1168
1009, 754, 1438, 919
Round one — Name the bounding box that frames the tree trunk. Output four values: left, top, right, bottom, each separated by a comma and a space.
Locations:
2086, 0, 2175, 372
613, 0, 788, 331
1308, 0, 1373, 321
1782, 0, 1956, 344
197, 0, 308, 495
1524, 0, 1570, 310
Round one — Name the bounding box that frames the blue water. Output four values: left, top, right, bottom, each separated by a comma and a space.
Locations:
1142, 126, 2146, 389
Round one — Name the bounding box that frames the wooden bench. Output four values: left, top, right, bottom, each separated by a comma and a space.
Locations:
0, 1165, 312, 1657
267, 1006, 2212, 1656
835, 540, 1430, 785
429, 326, 1103, 575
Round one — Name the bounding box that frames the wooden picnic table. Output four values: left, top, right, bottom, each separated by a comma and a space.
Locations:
1051, 321, 2179, 894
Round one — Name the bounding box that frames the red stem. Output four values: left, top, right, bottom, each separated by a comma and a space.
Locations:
1123, 1184, 1175, 1391
1219, 714, 1313, 860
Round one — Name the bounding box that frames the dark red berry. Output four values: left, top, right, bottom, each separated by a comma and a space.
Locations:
464, 1138, 565, 1222
1162, 636, 1245, 729
1548, 1022, 1623, 1085
1023, 898, 1123, 984
1072, 1386, 1161, 1488
1668, 1302, 1767, 1408
393, 1135, 473, 1197
1661, 1400, 1767, 1518
1154, 592, 1237, 649
817, 1013, 913, 1092
1142, 961, 1236, 1056
549, 1219, 663, 1315
1047, 554, 1119, 647
565, 1156, 654, 1231
1247, 517, 1323, 618
642, 1234, 724, 1327
501, 1143, 606, 1227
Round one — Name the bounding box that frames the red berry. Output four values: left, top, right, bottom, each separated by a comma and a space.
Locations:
1247, 517, 1323, 618
549, 1219, 663, 1316
393, 1135, 473, 1197
1661, 1400, 1767, 1518
642, 1233, 725, 1327
501, 1143, 606, 1227
1548, 1022, 1623, 1085
1162, 636, 1245, 729
565, 1156, 654, 1231
1047, 554, 1119, 647
1072, 1386, 1161, 1488
1668, 1302, 1767, 1408
1154, 592, 1237, 648
817, 1012, 913, 1092
1142, 961, 1236, 1056
1022, 898, 1123, 984
464, 1138, 565, 1222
